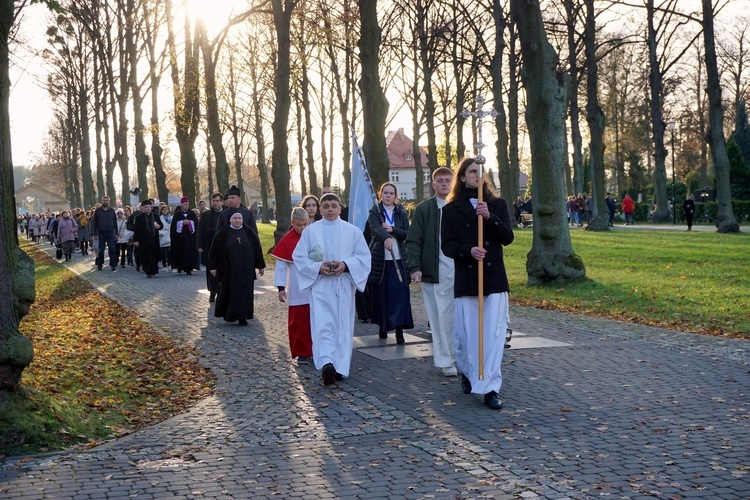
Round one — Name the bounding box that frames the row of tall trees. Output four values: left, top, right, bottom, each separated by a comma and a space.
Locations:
31, 1, 750, 221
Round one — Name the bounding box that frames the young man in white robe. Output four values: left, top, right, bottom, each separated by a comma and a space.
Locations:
405, 167, 458, 377
292, 193, 371, 385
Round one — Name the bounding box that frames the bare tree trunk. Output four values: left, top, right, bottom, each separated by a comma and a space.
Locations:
565, 0, 584, 197
249, 34, 271, 224
491, 0, 512, 199
358, 0, 390, 190
271, 0, 296, 241
166, 0, 199, 205
416, 0, 438, 184
196, 19, 229, 197
702, 0, 739, 233
295, 95, 307, 195
319, 1, 353, 200
646, 0, 670, 222
143, 0, 167, 203
510, 0, 585, 284
0, 0, 35, 393
226, 54, 245, 204
584, 0, 608, 231
78, 83, 95, 206
508, 15, 521, 201
206, 129, 214, 198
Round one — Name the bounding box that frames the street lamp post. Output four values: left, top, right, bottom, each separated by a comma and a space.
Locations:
668, 121, 677, 225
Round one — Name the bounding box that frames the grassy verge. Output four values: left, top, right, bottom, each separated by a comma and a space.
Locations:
0, 242, 215, 458
505, 228, 749, 338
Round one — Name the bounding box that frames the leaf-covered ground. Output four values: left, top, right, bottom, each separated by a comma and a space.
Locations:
1, 243, 214, 457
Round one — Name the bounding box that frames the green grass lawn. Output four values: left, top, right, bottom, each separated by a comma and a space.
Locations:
260, 222, 748, 337
505, 228, 749, 338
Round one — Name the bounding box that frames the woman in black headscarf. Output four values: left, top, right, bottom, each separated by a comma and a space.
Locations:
208, 212, 265, 325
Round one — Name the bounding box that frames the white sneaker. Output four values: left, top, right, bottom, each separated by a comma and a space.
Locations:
442, 364, 458, 377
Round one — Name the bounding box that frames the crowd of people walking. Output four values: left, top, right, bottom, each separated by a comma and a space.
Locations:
14, 159, 517, 411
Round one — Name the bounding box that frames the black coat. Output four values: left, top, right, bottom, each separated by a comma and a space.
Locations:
441, 189, 514, 298
367, 202, 410, 285
133, 211, 163, 275
197, 208, 223, 265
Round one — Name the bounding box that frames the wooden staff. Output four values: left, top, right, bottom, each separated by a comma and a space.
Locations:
477, 160, 485, 380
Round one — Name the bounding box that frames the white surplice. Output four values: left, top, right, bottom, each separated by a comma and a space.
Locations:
292, 217, 371, 376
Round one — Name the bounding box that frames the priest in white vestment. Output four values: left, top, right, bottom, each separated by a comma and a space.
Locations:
292, 193, 371, 385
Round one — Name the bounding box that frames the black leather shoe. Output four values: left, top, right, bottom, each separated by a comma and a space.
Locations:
322, 363, 336, 385
209, 293, 216, 303
334, 372, 343, 381
461, 374, 472, 394
484, 391, 503, 410
238, 319, 248, 326
378, 331, 387, 339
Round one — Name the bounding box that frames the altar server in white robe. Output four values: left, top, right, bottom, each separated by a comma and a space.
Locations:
293, 193, 371, 385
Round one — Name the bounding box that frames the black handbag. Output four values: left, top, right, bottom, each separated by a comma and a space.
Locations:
56, 247, 63, 259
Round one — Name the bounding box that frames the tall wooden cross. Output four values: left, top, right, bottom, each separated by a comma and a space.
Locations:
460, 96, 498, 380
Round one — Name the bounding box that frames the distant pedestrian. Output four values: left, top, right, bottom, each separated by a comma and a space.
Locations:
622, 193, 635, 225
56, 211, 78, 261
271, 207, 313, 364
683, 193, 696, 231
115, 209, 132, 268
170, 197, 200, 275
576, 193, 586, 226
77, 211, 90, 255
158, 205, 172, 268
605, 193, 616, 227
90, 195, 119, 271
132, 199, 163, 278
513, 196, 525, 226
208, 212, 265, 326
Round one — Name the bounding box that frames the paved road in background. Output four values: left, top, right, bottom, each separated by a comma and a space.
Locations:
1, 239, 748, 499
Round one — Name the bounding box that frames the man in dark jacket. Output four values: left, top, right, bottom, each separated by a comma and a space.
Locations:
405, 167, 458, 377
90, 195, 118, 271
198, 192, 224, 301
605, 193, 616, 227
217, 185, 259, 235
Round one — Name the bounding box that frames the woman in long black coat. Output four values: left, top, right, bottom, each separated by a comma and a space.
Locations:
441, 157, 514, 410
208, 213, 265, 325
367, 182, 413, 344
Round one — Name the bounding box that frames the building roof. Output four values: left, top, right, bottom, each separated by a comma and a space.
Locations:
386, 128, 429, 170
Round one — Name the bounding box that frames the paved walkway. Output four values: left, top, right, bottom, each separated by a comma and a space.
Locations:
2, 242, 749, 499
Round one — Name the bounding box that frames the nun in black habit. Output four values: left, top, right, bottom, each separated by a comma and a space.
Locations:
208, 212, 265, 325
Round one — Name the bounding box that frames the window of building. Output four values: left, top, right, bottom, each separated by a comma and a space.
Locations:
405, 155, 412, 161
390, 171, 399, 182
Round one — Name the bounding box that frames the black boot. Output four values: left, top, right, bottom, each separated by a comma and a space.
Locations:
395, 327, 405, 345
